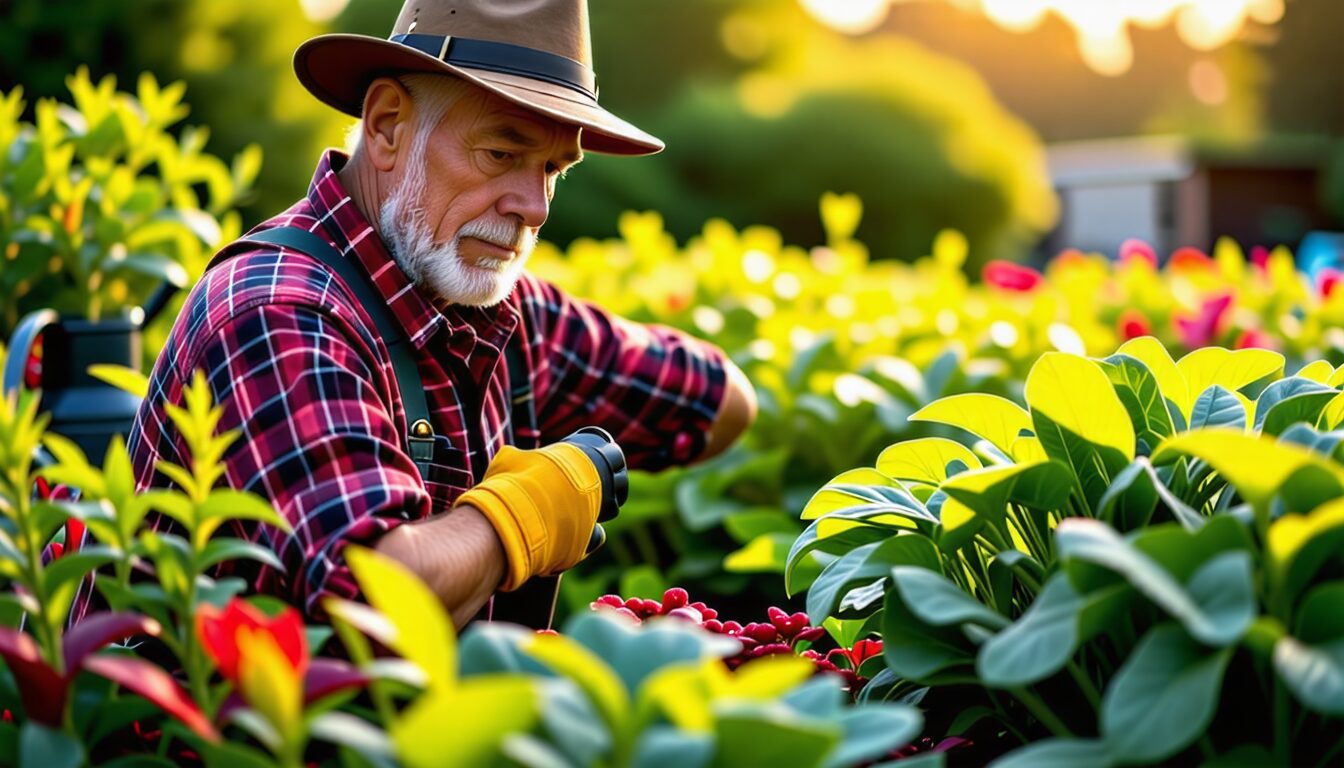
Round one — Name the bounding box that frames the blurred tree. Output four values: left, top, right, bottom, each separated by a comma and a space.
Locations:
0, 0, 349, 221
548, 1, 1057, 267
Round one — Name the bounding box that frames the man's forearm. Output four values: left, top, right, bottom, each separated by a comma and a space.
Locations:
373, 504, 506, 629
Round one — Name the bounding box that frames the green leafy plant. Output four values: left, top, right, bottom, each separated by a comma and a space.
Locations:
324, 545, 925, 768
792, 338, 1344, 765
0, 67, 258, 334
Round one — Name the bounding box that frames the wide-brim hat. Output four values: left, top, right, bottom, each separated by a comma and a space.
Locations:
294, 0, 663, 156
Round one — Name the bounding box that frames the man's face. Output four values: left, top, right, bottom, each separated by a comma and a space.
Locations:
380, 87, 582, 307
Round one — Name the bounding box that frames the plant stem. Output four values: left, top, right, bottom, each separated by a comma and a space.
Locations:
1274, 676, 1290, 765
1065, 661, 1101, 712
1010, 686, 1074, 739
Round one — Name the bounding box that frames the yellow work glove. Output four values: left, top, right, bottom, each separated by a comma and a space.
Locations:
457, 443, 602, 591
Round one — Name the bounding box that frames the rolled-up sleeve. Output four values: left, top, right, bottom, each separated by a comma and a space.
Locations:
187, 301, 429, 616
521, 276, 729, 470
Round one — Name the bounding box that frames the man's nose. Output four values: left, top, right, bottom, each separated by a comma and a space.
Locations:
499, 170, 550, 230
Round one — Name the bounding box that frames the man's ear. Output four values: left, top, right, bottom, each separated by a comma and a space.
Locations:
360, 77, 416, 173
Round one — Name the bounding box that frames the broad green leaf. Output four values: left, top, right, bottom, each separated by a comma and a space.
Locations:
1188, 385, 1246, 431
909, 394, 1032, 455
1100, 353, 1176, 453
390, 677, 538, 768
723, 509, 799, 544
881, 582, 976, 682
877, 439, 981, 485
1182, 552, 1257, 646
1320, 392, 1344, 430
1101, 625, 1231, 763
1296, 582, 1344, 643
1131, 514, 1253, 582
786, 520, 889, 596
565, 612, 739, 695
1152, 429, 1344, 512
940, 461, 1073, 521
1026, 354, 1133, 509
1057, 520, 1248, 646
1295, 360, 1334, 383
805, 536, 940, 622
630, 727, 712, 768
802, 470, 921, 520
822, 705, 923, 768
976, 575, 1127, 688
1267, 499, 1344, 605
723, 532, 794, 573
1095, 458, 1161, 531
1274, 584, 1344, 716
19, 722, 83, 768
1176, 346, 1284, 417
988, 739, 1114, 768
345, 546, 455, 692
1255, 378, 1338, 436
1277, 424, 1344, 459
1116, 337, 1186, 416
891, 566, 1009, 630
713, 709, 840, 768
522, 631, 628, 735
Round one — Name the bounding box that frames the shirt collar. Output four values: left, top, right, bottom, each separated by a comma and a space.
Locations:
305, 150, 520, 351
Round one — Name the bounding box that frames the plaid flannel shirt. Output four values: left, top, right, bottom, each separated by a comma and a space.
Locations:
114, 151, 727, 618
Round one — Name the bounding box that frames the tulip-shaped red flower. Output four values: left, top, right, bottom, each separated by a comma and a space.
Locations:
197, 598, 308, 684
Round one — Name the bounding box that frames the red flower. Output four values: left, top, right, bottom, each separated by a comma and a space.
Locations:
1235, 329, 1275, 350
983, 260, 1043, 292
1250, 245, 1271, 271
1117, 308, 1152, 341
1319, 269, 1343, 298
22, 336, 42, 390
197, 598, 308, 684
1118, 239, 1157, 268
1168, 246, 1213, 271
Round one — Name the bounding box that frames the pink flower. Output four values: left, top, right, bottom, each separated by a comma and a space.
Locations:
1119, 239, 1157, 268
1174, 293, 1232, 349
983, 260, 1043, 292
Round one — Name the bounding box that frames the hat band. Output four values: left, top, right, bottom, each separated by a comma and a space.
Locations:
391, 33, 597, 101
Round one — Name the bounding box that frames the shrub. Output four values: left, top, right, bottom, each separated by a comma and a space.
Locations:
792, 338, 1344, 764
0, 68, 257, 339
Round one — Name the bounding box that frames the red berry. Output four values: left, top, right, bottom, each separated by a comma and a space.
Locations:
722, 621, 743, 635
794, 627, 826, 643
767, 607, 789, 628
744, 622, 779, 644
641, 599, 662, 616
665, 606, 702, 622
661, 588, 689, 611
748, 642, 791, 658
595, 595, 625, 608
690, 602, 718, 620
703, 619, 723, 633
624, 597, 644, 612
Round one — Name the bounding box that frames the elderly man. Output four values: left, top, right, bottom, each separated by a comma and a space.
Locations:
123, 0, 755, 627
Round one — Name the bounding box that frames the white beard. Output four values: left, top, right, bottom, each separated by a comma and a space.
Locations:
379, 175, 535, 308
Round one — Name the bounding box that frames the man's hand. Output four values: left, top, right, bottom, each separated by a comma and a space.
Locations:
458, 443, 604, 590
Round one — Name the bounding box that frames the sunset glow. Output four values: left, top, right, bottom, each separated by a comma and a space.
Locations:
799, 0, 1287, 75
